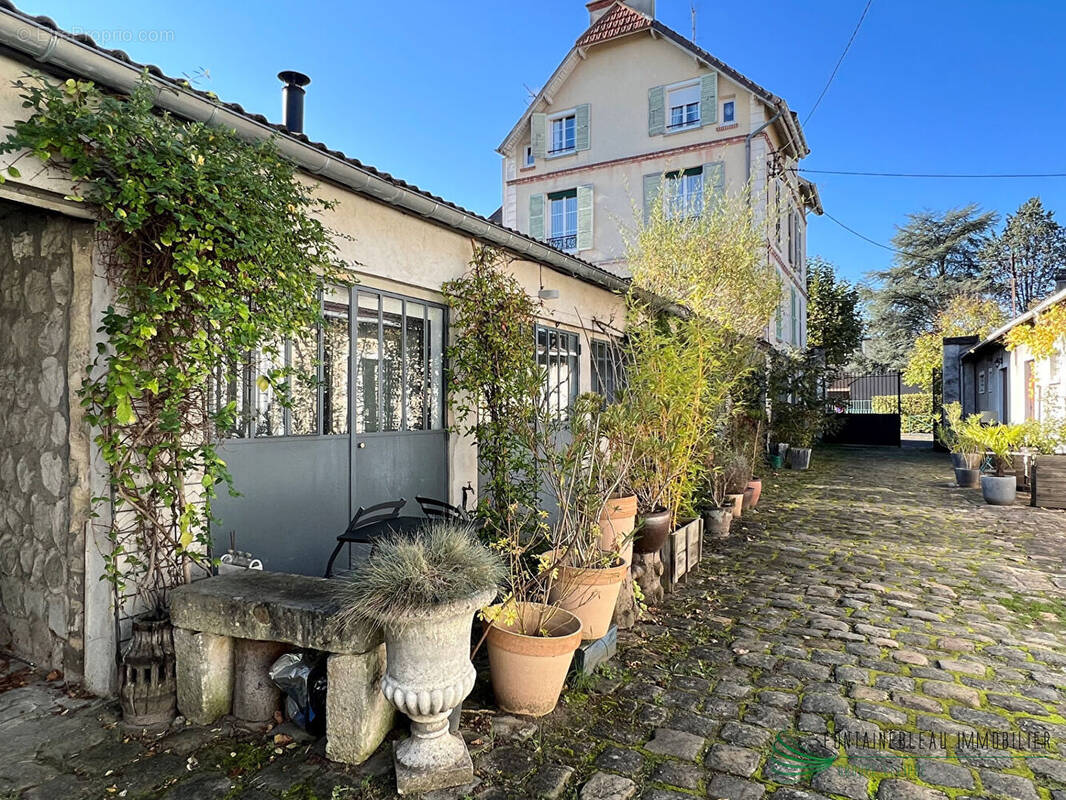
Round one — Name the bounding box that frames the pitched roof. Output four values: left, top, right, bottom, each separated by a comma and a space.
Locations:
0, 1, 629, 294
576, 2, 652, 47
965, 286, 1066, 357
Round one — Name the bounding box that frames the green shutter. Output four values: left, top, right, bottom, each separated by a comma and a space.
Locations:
529, 193, 545, 240
575, 104, 590, 151
703, 161, 725, 200
648, 86, 665, 136
790, 286, 798, 345
577, 184, 594, 251
700, 72, 718, 126
642, 173, 662, 223
531, 113, 547, 159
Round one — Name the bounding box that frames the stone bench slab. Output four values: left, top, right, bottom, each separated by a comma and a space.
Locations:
170, 571, 380, 654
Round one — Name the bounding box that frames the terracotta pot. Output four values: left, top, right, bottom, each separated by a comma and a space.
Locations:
598, 494, 637, 565
725, 493, 744, 519
702, 506, 732, 538
485, 603, 582, 717
633, 509, 672, 554
747, 479, 762, 508
548, 556, 628, 640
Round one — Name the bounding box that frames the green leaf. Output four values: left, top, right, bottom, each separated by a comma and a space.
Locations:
6, 166, 20, 178
115, 395, 134, 425
256, 375, 270, 392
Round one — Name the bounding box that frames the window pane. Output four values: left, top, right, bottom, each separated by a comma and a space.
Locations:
212, 360, 247, 438
405, 302, 426, 431
564, 116, 575, 149
289, 330, 319, 436
670, 106, 683, 127
551, 197, 565, 235
427, 306, 445, 430
355, 292, 380, 433
323, 286, 350, 435
723, 101, 735, 122
565, 195, 578, 236
252, 345, 284, 437
381, 296, 403, 432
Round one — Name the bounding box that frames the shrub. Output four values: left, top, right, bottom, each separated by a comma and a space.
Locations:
871, 393, 934, 433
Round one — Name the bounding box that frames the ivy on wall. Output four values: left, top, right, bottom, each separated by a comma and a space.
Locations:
1006, 304, 1066, 360
1, 74, 348, 611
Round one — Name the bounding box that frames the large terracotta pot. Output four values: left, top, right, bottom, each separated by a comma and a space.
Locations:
548, 556, 628, 640
634, 509, 671, 554
485, 603, 583, 717
598, 494, 637, 565
747, 479, 763, 508
725, 493, 744, 519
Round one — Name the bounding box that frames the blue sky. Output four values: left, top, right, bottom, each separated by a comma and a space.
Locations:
16, 0, 1066, 286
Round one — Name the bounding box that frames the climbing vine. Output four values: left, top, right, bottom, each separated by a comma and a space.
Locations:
1005, 303, 1066, 359
1, 74, 347, 611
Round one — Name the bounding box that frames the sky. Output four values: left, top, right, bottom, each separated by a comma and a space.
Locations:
15, 0, 1066, 287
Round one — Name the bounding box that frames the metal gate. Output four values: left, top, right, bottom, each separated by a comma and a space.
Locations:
823, 371, 902, 447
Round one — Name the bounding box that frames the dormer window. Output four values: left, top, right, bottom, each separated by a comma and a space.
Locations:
666, 81, 701, 131
549, 113, 576, 155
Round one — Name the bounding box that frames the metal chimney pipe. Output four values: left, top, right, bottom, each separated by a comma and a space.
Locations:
277, 71, 311, 134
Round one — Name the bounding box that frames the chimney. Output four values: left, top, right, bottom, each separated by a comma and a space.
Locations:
587, 0, 654, 24
277, 71, 311, 135
1056, 268, 1066, 294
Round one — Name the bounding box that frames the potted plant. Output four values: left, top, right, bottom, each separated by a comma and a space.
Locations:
335, 522, 502, 793
970, 422, 1026, 505
696, 448, 733, 539
950, 410, 984, 488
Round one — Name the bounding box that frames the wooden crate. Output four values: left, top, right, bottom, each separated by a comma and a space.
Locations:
1032, 455, 1066, 509
662, 518, 703, 592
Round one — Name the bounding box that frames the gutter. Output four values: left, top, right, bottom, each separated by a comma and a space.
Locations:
746, 110, 781, 183
0, 10, 629, 295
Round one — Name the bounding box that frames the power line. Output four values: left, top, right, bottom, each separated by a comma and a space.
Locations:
820, 210, 922, 258
795, 167, 1066, 179
803, 0, 873, 126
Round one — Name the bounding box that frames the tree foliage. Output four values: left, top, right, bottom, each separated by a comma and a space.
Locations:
0, 75, 347, 610
805, 257, 864, 369
1006, 303, 1066, 360
902, 295, 1006, 391
981, 197, 1066, 313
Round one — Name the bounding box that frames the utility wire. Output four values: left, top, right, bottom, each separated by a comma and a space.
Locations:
794, 167, 1066, 179
820, 210, 925, 259
803, 0, 873, 126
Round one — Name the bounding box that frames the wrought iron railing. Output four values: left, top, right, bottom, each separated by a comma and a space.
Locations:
548, 144, 576, 155
548, 234, 577, 250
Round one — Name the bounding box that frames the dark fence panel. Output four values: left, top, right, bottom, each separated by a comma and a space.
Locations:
824, 370, 902, 447
824, 413, 902, 447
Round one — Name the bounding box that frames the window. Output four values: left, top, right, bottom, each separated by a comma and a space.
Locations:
524, 146, 534, 167
548, 189, 578, 251
978, 370, 986, 394
591, 339, 625, 404
537, 326, 580, 419
722, 100, 735, 123
1049, 354, 1061, 385
664, 168, 703, 219
667, 81, 700, 130
549, 114, 576, 154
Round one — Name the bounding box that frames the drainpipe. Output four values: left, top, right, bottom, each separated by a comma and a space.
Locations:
746, 110, 782, 183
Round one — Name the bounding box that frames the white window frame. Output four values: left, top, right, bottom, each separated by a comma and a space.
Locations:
547, 189, 578, 253
663, 168, 704, 220
548, 109, 577, 157
665, 79, 701, 133
721, 100, 735, 124
524, 145, 534, 167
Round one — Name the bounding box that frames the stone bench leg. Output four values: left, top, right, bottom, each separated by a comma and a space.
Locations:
326, 645, 395, 765
174, 629, 234, 725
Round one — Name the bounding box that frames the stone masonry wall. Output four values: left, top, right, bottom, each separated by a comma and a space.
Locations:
0, 200, 86, 676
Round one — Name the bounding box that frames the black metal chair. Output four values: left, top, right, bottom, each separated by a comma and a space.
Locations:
415, 495, 470, 523
324, 498, 407, 578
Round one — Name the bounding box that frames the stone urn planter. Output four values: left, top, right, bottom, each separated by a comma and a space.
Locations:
119, 614, 177, 730
598, 494, 637, 565
548, 555, 628, 640
485, 602, 583, 716
378, 588, 495, 794
954, 467, 980, 488
633, 508, 671, 554
702, 506, 732, 539
747, 478, 763, 508
981, 474, 1017, 506
788, 447, 812, 470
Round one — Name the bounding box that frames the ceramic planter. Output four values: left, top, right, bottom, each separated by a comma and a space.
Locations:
119, 614, 177, 730
951, 452, 981, 470
747, 479, 763, 508
634, 509, 672, 554
379, 588, 496, 794
981, 474, 1017, 506
725, 493, 744, 519
953, 467, 980, 488
485, 603, 583, 716
598, 494, 637, 565
768, 454, 784, 469
548, 556, 628, 640
702, 506, 732, 539
788, 447, 812, 470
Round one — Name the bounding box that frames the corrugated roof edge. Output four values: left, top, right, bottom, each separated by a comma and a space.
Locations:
0, 0, 633, 296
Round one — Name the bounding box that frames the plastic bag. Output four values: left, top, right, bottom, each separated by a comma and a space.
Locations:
269, 651, 327, 735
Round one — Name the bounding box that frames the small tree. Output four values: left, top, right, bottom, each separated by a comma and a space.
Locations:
806, 257, 864, 370
903, 295, 1006, 391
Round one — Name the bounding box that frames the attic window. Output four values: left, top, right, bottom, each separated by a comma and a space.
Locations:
722, 100, 735, 123
549, 114, 576, 154
667, 81, 700, 130
525, 146, 535, 167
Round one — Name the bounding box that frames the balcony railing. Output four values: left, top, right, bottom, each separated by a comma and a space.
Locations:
666, 119, 700, 130
547, 234, 577, 251
548, 144, 576, 155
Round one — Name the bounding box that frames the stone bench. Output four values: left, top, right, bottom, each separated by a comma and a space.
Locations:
170, 571, 393, 765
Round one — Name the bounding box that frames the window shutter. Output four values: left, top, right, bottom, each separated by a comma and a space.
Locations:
790, 286, 798, 345
703, 161, 725, 200
529, 193, 545, 240
648, 86, 665, 136
575, 104, 590, 151
577, 184, 594, 251
642, 173, 661, 223
531, 113, 547, 160
700, 72, 718, 126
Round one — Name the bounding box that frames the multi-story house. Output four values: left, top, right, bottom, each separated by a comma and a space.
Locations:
497, 0, 822, 348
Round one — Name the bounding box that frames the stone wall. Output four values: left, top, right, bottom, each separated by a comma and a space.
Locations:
0, 199, 88, 677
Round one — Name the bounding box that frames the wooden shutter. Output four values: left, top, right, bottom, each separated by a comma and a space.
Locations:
642, 173, 661, 223
577, 184, 594, 251
703, 161, 725, 200
529, 193, 545, 240
700, 72, 718, 126
575, 104, 590, 151
648, 86, 665, 136
531, 113, 547, 159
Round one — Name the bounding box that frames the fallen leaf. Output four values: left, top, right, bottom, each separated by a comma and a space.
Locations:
273, 733, 293, 746
46, 669, 62, 681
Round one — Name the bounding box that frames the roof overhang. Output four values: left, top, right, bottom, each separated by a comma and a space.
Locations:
963, 286, 1066, 357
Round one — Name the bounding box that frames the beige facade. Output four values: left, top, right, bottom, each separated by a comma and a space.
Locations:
498, 0, 821, 349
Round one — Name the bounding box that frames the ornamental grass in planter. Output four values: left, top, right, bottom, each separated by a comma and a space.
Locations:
334, 522, 503, 794
966, 421, 1026, 506
941, 403, 983, 485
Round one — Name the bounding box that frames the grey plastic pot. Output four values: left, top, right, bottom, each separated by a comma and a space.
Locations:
953, 467, 980, 488
980, 474, 1017, 506
788, 447, 811, 470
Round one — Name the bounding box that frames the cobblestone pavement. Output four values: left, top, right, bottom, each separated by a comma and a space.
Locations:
4, 446, 1066, 799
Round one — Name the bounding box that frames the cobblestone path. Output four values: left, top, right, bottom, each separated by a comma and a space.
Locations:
3, 446, 1066, 799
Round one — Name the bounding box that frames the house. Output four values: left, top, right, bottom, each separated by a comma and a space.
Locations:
0, 4, 631, 694
943, 273, 1066, 424
496, 0, 822, 349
